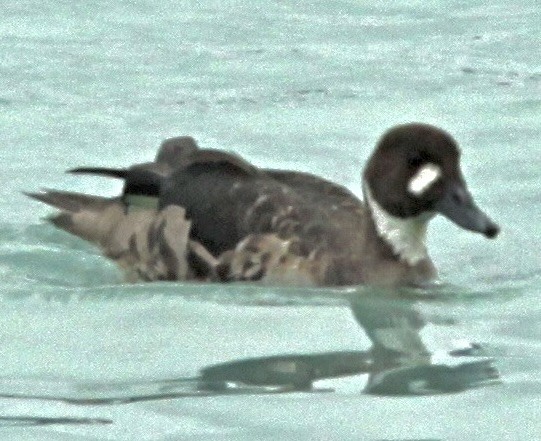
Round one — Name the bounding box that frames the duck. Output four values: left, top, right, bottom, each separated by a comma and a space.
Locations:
26, 123, 499, 287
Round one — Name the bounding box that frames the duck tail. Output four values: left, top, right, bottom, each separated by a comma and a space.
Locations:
24, 190, 125, 247
68, 167, 128, 179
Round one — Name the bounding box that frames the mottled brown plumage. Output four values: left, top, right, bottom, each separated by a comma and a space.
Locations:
27, 124, 499, 287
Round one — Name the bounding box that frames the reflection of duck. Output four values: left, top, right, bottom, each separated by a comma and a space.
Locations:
198, 294, 500, 396
27, 123, 499, 286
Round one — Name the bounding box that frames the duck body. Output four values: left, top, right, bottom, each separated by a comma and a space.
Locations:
27, 124, 499, 287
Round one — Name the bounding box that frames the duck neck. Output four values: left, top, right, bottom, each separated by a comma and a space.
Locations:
362, 182, 432, 266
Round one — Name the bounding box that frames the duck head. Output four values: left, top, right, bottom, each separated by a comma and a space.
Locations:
362, 123, 499, 265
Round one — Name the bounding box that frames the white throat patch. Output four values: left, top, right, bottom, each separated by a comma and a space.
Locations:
363, 182, 433, 265
408, 163, 442, 197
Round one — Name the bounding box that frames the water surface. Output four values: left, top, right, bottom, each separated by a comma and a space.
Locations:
1, 1, 540, 439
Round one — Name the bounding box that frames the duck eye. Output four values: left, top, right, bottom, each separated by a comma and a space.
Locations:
407, 152, 425, 168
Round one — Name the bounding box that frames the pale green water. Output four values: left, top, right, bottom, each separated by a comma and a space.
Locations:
0, 1, 540, 439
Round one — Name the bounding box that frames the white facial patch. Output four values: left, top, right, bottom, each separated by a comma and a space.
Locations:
408, 163, 442, 197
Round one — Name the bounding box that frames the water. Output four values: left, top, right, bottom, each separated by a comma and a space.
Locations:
1, 1, 540, 439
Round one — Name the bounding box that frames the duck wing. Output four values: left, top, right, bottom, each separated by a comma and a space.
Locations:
28, 139, 366, 285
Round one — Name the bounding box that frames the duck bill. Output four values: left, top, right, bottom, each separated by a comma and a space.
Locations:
435, 181, 499, 238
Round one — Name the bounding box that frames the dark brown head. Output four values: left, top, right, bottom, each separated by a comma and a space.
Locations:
363, 123, 499, 238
